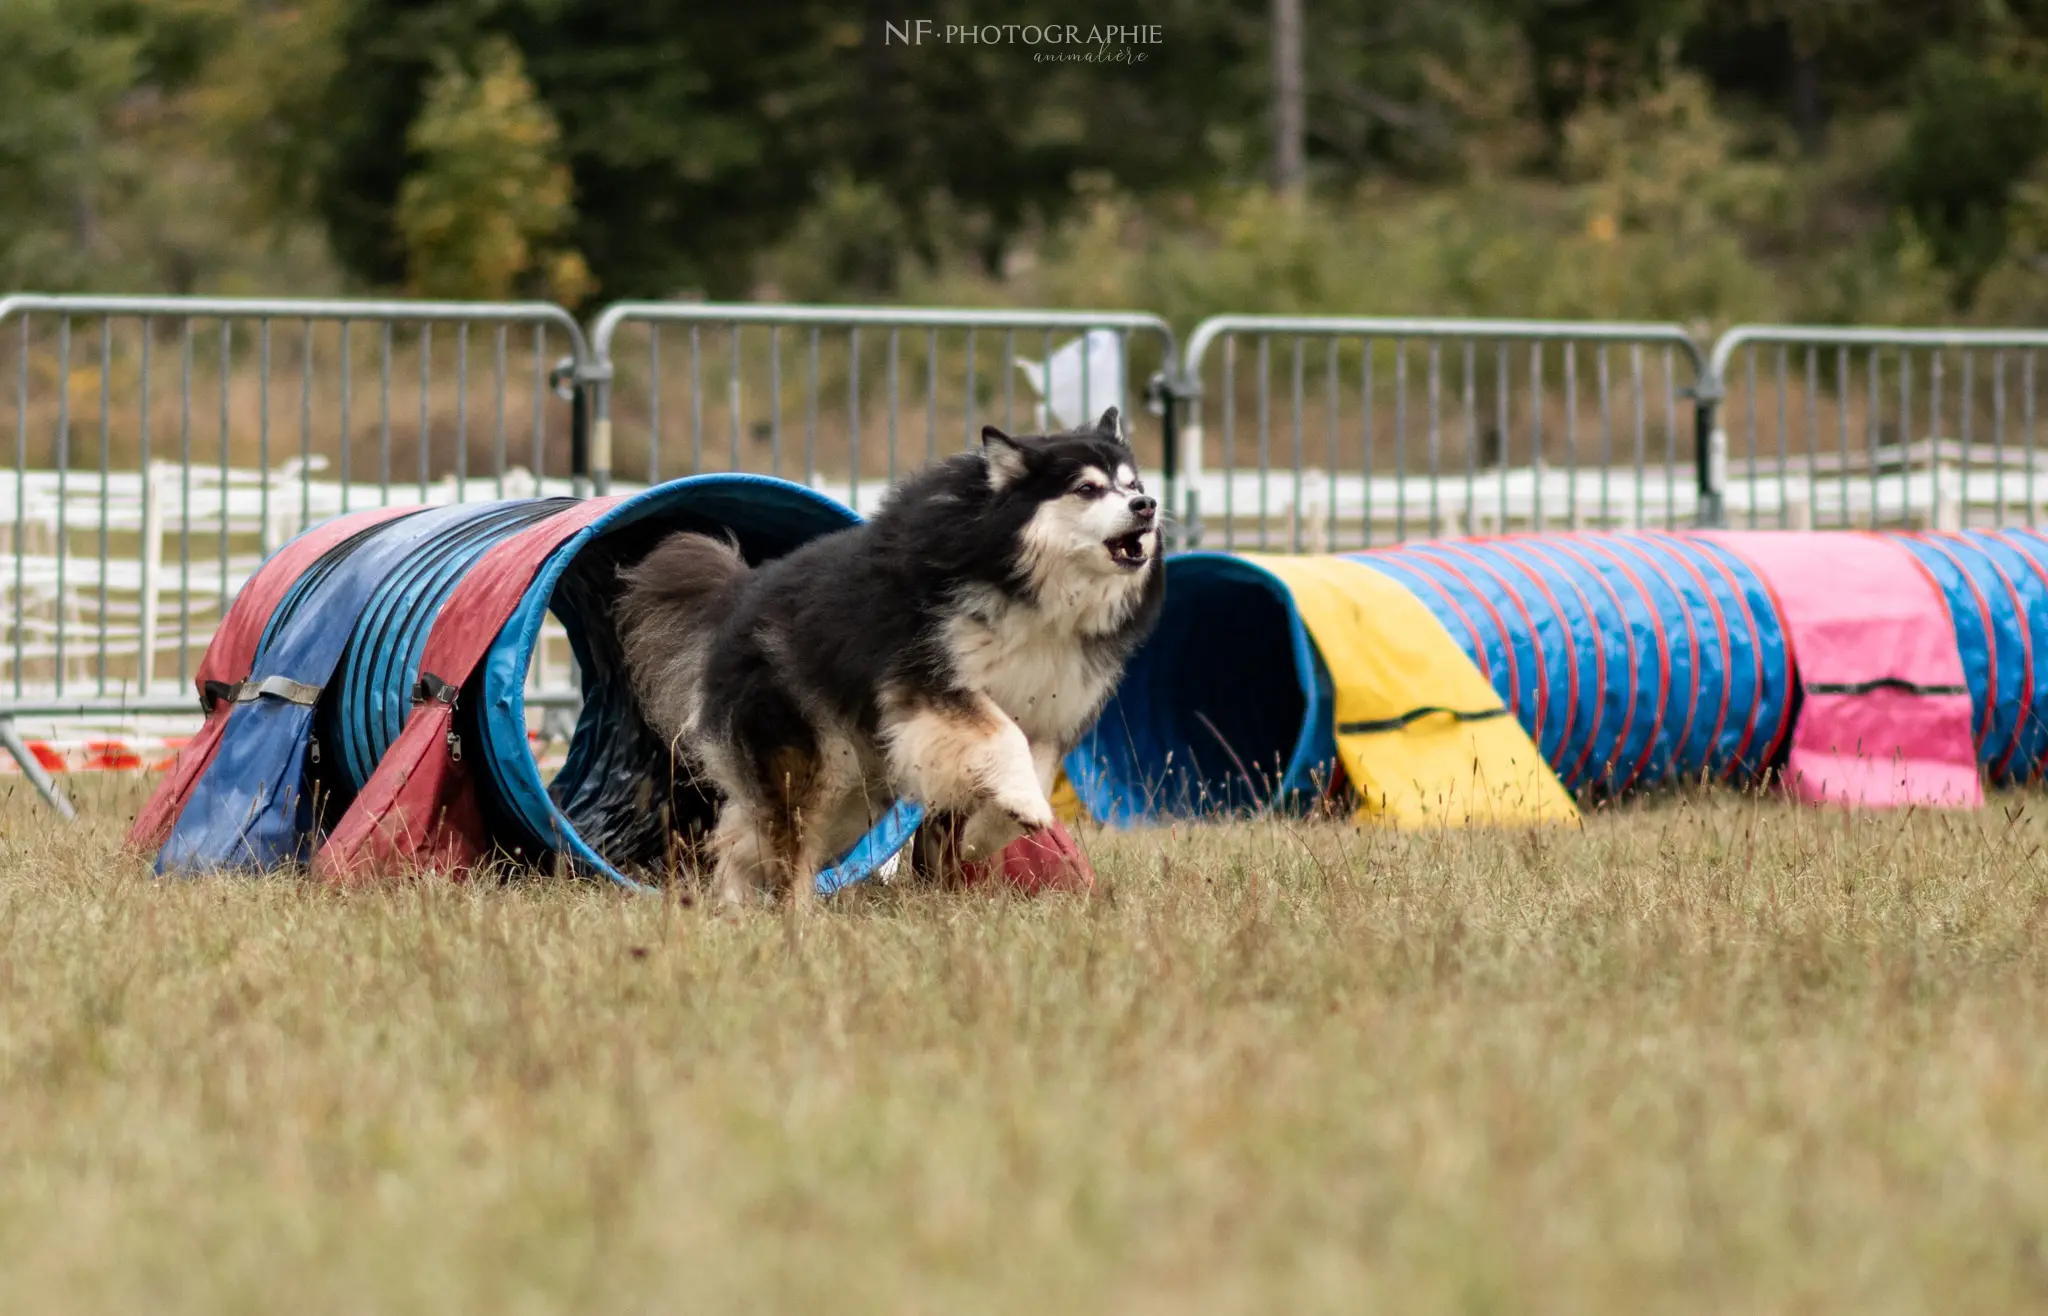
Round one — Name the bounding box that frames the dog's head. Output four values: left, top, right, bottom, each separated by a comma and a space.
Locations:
981, 407, 1161, 586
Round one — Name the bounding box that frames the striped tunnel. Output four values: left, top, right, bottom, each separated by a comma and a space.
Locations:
1898, 529, 2048, 785
1359, 536, 1794, 795
1070, 534, 1798, 821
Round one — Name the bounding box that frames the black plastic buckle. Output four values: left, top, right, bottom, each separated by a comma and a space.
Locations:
414, 672, 460, 707
200, 679, 241, 713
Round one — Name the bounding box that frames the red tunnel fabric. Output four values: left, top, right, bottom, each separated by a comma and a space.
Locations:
124, 504, 419, 853
315, 497, 623, 881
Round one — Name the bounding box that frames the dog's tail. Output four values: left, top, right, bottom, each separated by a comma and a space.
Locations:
616, 531, 750, 741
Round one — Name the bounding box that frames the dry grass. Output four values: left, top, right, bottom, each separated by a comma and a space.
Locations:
5, 777, 2048, 1313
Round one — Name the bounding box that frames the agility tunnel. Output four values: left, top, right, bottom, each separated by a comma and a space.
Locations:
136, 499, 2048, 875
135, 475, 1090, 894
1069, 528, 2030, 825
1897, 529, 2048, 787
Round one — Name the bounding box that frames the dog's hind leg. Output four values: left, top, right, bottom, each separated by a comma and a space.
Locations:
709, 798, 821, 908
709, 802, 777, 907
710, 681, 833, 907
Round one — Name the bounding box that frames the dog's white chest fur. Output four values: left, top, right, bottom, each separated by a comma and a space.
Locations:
943, 602, 1119, 746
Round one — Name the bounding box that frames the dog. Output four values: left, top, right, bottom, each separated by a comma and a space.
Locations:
617, 406, 1165, 905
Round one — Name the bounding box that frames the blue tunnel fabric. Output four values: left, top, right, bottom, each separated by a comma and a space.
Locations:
472, 474, 921, 891
1900, 530, 2048, 784
1368, 536, 1792, 794
1067, 552, 1337, 824
1074, 534, 1796, 823
159, 500, 524, 874
1366, 545, 1554, 764
329, 498, 575, 794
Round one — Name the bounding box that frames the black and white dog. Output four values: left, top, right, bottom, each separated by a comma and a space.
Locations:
617, 407, 1164, 904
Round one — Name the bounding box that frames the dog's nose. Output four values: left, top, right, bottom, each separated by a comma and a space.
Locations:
1129, 496, 1157, 521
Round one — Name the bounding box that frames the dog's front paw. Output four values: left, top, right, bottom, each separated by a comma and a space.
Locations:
992, 787, 1056, 834
961, 798, 1050, 862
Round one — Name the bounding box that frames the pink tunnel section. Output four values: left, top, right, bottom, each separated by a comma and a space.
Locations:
1705, 532, 1980, 809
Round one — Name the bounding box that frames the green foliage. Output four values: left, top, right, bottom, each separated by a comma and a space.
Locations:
0, 0, 140, 288
5, 0, 2048, 326
0, 0, 342, 295
1889, 43, 2048, 305
394, 38, 591, 304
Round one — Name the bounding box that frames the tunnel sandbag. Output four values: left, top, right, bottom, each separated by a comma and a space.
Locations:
1067, 551, 1337, 822
1356, 533, 1794, 796
1898, 529, 2048, 785
1706, 532, 1979, 808
1067, 551, 1576, 827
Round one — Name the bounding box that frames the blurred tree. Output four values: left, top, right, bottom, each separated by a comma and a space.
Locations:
309, 1, 845, 298
1302, 0, 1531, 178
1889, 42, 2048, 305
0, 1, 139, 287
13, 0, 2048, 320
0, 0, 287, 291
1491, 0, 1703, 154
394, 36, 591, 302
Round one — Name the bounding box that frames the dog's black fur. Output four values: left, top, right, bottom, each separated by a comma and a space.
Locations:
618, 406, 1164, 901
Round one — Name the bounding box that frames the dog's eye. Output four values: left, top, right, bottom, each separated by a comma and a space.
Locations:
1073, 482, 1104, 498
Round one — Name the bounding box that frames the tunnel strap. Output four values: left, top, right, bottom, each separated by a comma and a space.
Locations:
1244, 553, 1578, 829
412, 672, 460, 706
1805, 677, 1969, 697
235, 675, 323, 706
1338, 706, 1509, 736
199, 679, 241, 712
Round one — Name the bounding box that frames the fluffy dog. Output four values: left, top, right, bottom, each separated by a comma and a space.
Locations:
617, 407, 1164, 904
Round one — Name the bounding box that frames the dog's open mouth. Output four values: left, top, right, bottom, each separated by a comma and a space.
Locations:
1105, 531, 1150, 570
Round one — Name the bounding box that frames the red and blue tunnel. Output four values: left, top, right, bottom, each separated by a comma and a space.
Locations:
138, 476, 1090, 893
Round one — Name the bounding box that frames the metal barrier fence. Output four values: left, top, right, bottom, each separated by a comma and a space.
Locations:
13, 290, 2048, 812
1177, 315, 1714, 551
2, 295, 595, 746
587, 302, 1181, 517
1705, 325, 2048, 530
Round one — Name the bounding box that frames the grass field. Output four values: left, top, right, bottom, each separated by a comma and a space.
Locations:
5, 778, 2048, 1314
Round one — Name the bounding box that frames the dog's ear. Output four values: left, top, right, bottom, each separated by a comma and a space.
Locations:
1094, 406, 1125, 445
982, 425, 1029, 489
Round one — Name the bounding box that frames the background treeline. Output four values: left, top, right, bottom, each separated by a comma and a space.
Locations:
9, 0, 2048, 328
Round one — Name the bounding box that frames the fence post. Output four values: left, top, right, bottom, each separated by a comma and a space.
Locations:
552, 356, 597, 497
138, 465, 163, 694
1150, 368, 1190, 550
1692, 369, 1727, 529
1159, 367, 1202, 549
0, 716, 73, 819
581, 355, 614, 497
